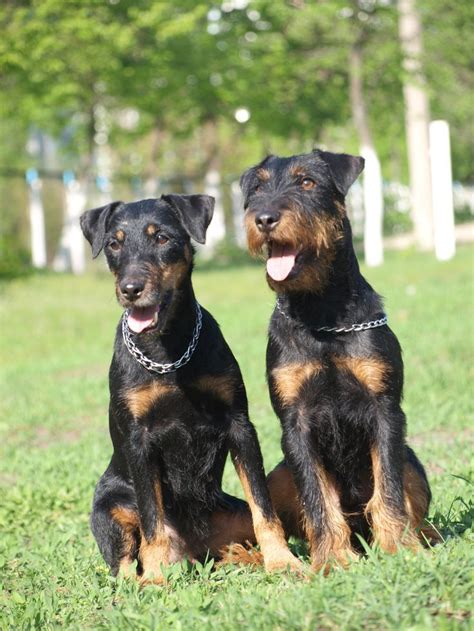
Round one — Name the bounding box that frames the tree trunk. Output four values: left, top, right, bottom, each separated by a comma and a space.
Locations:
349, 42, 384, 267
200, 120, 228, 253
398, 0, 434, 250
144, 123, 164, 197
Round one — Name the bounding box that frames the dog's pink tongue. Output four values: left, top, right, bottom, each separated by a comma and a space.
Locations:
128, 305, 158, 333
267, 243, 297, 281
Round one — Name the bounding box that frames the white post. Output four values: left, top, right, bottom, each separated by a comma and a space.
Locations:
203, 169, 226, 256
95, 175, 113, 207
231, 180, 246, 248
429, 120, 456, 261
346, 180, 364, 239
361, 146, 384, 267
144, 177, 159, 197
26, 169, 47, 268
66, 173, 87, 274
53, 172, 87, 273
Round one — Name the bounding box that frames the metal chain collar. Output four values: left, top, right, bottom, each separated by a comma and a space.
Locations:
122, 302, 203, 374
275, 298, 388, 333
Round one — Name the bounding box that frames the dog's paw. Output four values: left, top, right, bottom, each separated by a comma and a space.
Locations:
139, 571, 166, 587
264, 549, 305, 575
311, 547, 359, 576
116, 558, 137, 580
373, 526, 421, 554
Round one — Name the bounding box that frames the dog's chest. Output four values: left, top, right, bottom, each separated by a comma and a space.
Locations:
118, 377, 230, 497
121, 372, 234, 421
270, 341, 390, 416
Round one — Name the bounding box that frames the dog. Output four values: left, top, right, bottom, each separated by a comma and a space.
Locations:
240, 150, 434, 572
80, 195, 301, 582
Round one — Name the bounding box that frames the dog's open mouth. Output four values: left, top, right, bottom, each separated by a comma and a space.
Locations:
266, 241, 299, 282
127, 305, 160, 334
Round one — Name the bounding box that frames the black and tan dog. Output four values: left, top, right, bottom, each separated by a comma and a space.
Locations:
80, 195, 301, 582
241, 150, 434, 572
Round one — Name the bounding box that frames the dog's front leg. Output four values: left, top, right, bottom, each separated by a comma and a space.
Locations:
365, 408, 420, 552
281, 423, 356, 573
126, 426, 171, 583
228, 413, 303, 573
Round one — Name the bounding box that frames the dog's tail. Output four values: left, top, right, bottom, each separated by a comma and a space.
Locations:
419, 522, 444, 546
217, 542, 264, 567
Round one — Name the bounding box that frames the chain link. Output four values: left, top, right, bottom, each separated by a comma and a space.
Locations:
275, 298, 387, 333
122, 303, 203, 374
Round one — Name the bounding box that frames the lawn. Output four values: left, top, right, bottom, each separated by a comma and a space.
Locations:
0, 247, 473, 630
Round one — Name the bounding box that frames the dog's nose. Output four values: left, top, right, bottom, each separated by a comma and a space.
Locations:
120, 280, 145, 301
255, 211, 280, 232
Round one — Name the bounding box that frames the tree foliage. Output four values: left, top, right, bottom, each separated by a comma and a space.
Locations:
0, 0, 471, 180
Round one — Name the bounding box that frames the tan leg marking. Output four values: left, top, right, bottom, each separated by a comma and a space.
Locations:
210, 507, 265, 568
209, 507, 255, 552
138, 480, 171, 584
191, 375, 236, 406
110, 506, 140, 578
271, 361, 323, 406
403, 461, 441, 545
308, 465, 357, 573
365, 447, 420, 553
124, 382, 177, 418
267, 462, 305, 539
404, 462, 429, 528
333, 356, 389, 394
234, 463, 303, 573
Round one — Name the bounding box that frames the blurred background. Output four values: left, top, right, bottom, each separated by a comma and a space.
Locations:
0, 0, 472, 276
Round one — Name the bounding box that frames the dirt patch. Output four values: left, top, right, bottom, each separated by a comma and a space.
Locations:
4, 416, 107, 450
0, 473, 18, 487
410, 428, 473, 475
55, 364, 108, 381
410, 428, 473, 449
32, 425, 86, 449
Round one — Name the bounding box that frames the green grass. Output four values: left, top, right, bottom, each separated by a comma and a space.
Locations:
0, 247, 473, 630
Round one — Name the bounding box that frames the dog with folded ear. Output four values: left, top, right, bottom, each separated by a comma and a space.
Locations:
80, 195, 302, 583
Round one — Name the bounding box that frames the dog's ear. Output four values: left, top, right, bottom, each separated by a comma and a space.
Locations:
80, 201, 123, 258
161, 194, 215, 244
318, 151, 365, 196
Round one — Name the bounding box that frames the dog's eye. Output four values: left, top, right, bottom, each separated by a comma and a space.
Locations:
156, 234, 169, 245
301, 177, 316, 190
108, 240, 121, 252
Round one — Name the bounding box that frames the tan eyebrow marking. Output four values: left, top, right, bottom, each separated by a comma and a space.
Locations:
146, 224, 158, 236
256, 168, 271, 181
289, 166, 306, 178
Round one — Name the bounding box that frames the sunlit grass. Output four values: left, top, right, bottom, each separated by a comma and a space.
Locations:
0, 246, 472, 629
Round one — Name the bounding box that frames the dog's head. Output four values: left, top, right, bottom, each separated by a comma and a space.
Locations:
80, 195, 214, 333
240, 149, 364, 293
